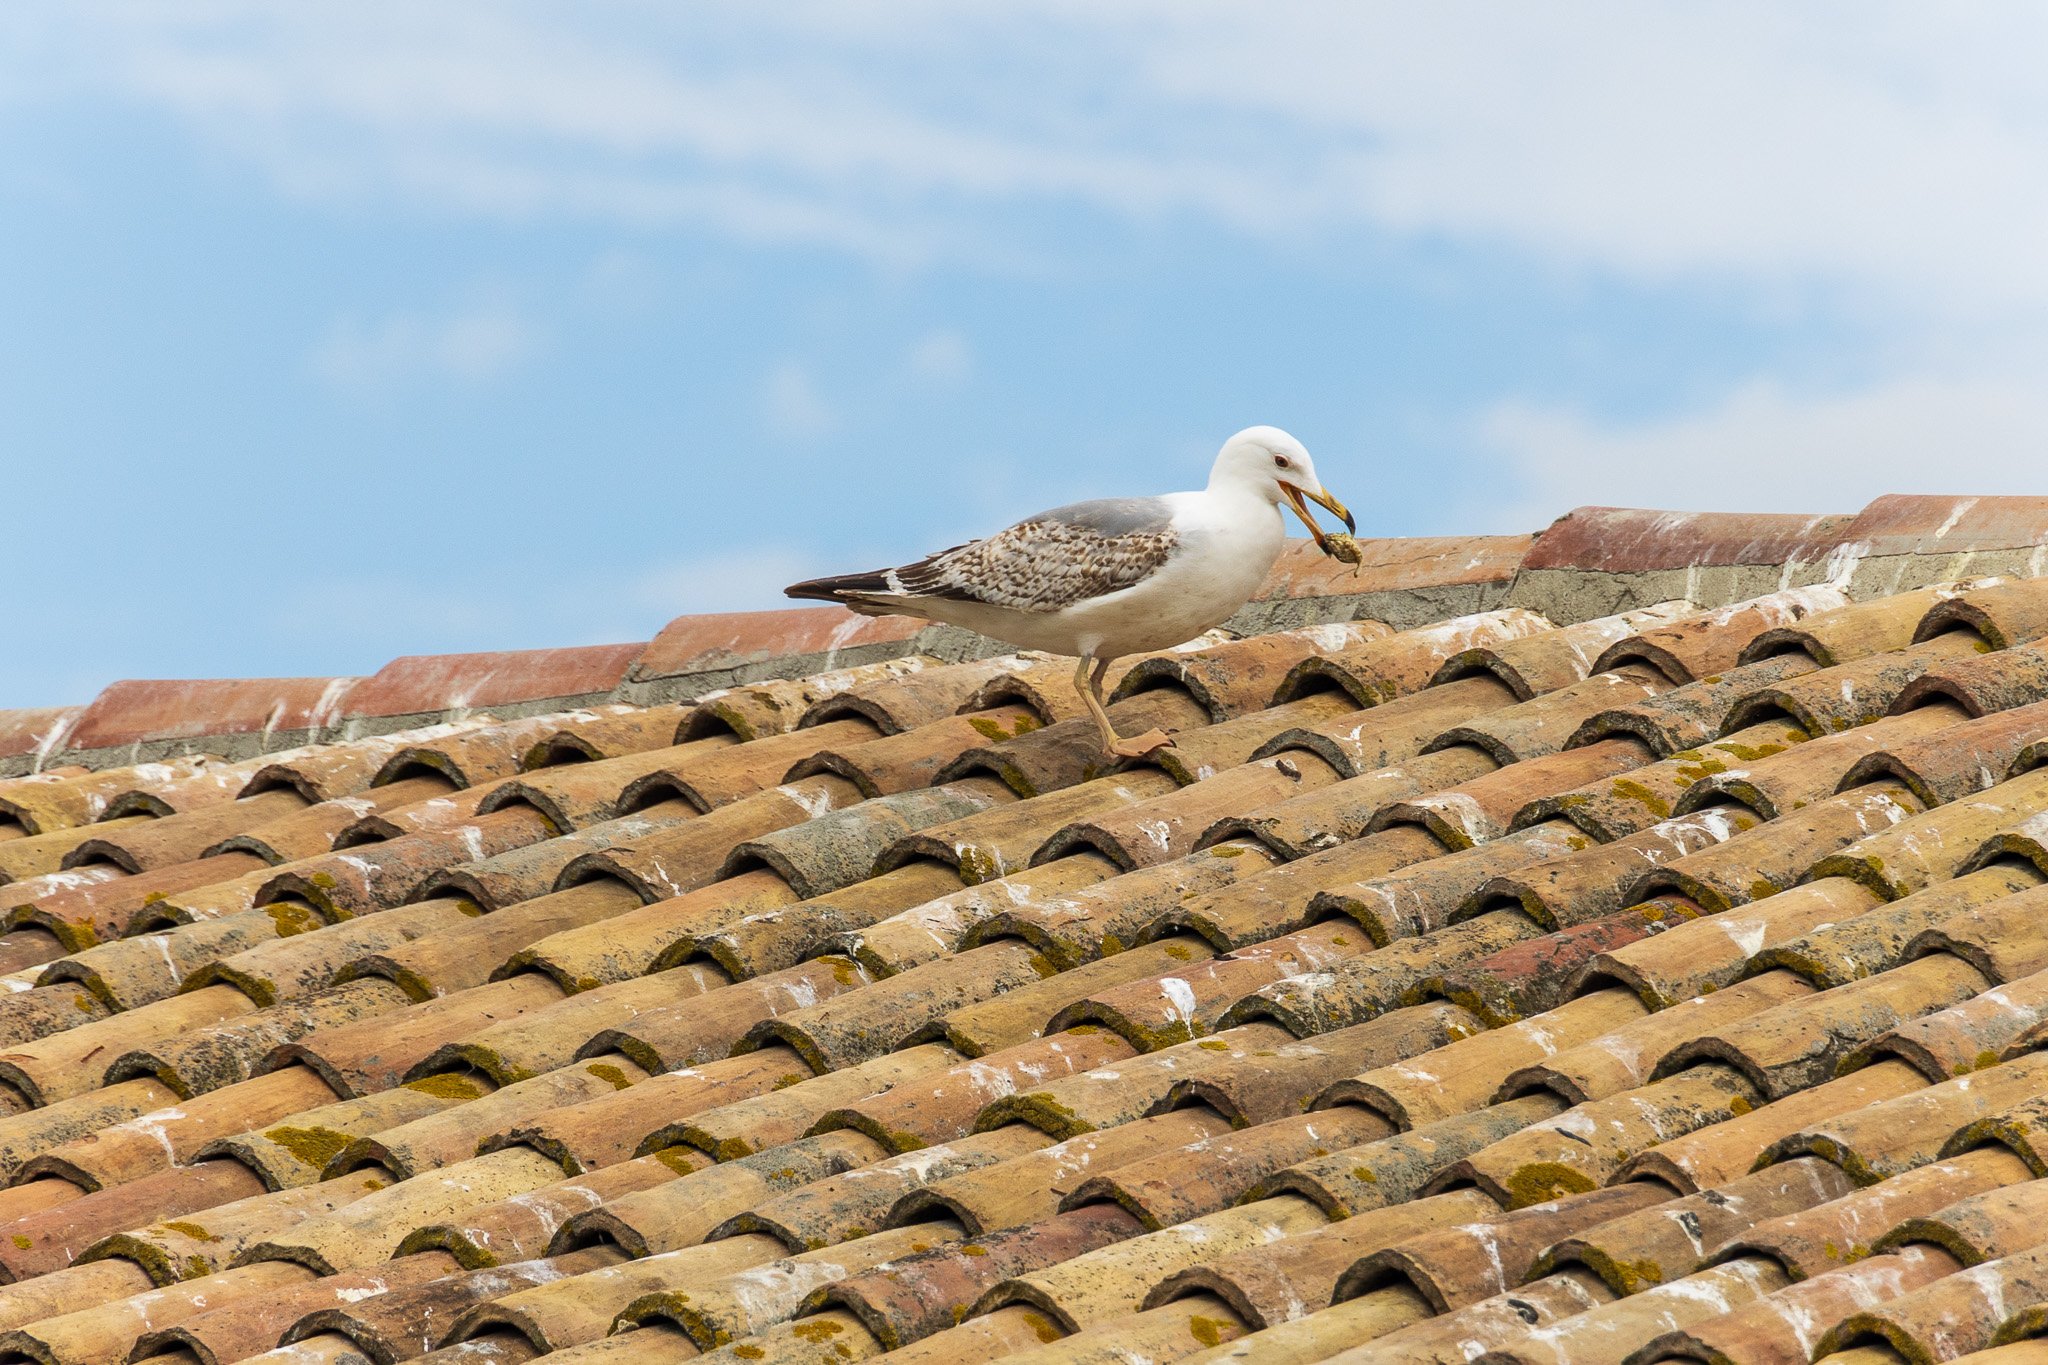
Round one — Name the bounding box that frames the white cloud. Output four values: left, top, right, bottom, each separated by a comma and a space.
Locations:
905, 329, 972, 385
312, 300, 537, 390
13, 3, 2047, 316
1475, 368, 2048, 531
761, 361, 836, 440
17, 2, 2048, 529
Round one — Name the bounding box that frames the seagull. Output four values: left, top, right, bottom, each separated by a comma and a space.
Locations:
785, 425, 1354, 758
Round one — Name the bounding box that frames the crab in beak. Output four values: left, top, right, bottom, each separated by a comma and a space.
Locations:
1280, 480, 1356, 554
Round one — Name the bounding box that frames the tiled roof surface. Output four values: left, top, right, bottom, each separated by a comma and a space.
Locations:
12, 496, 2048, 1363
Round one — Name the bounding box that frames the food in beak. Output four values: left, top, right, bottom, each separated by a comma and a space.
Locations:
1282, 483, 1357, 557
1322, 531, 1363, 566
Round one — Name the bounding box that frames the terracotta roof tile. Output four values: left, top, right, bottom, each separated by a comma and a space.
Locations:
509, 872, 793, 990
1472, 805, 1758, 933
1539, 1155, 1854, 1293
623, 1220, 969, 1351
976, 1022, 1296, 1139
899, 1109, 1230, 1241
685, 657, 941, 744
1896, 639, 2048, 717
1730, 634, 1986, 738
1505, 971, 1812, 1105
669, 868, 960, 984
1661, 953, 1987, 1102
1427, 602, 1694, 700
1277, 609, 1556, 707
1426, 899, 1707, 1027
1746, 583, 1991, 664
1521, 719, 1811, 841
1624, 1061, 1927, 1196
1254, 532, 1533, 600
835, 858, 1115, 976
973, 1195, 1326, 1332
633, 607, 924, 684
0, 710, 82, 768
1727, 1151, 2034, 1280
1154, 1187, 1495, 1330
1, 1257, 310, 1364
956, 938, 1225, 1053
1257, 686, 1512, 794
1, 756, 227, 834
584, 963, 867, 1081
1521, 508, 1855, 575
1920, 578, 2048, 651
559, 1132, 873, 1259
652, 1044, 961, 1165
1341, 1181, 1670, 1312
1853, 968, 2048, 1082
791, 705, 1042, 796
65, 677, 360, 753
810, 1204, 1139, 1349
1853, 699, 2048, 807
1452, 1062, 1760, 1207
481, 747, 724, 832
1041, 757, 1348, 871
1330, 1269, 1609, 1364
280, 974, 562, 1098
1593, 587, 1851, 683
1821, 1242, 2048, 1362
1876, 1180, 2048, 1267
1770, 1054, 2048, 1184
1430, 671, 1670, 769
1633, 781, 1926, 914
137, 1251, 454, 1363
1844, 494, 2048, 556
1113, 622, 1393, 720
1908, 885, 2048, 985
1645, 1244, 1958, 1365
1570, 654, 1819, 758
1812, 772, 2048, 900
309, 1245, 622, 1356
723, 1127, 1042, 1252
1749, 864, 2038, 990
751, 942, 1054, 1071
520, 702, 696, 768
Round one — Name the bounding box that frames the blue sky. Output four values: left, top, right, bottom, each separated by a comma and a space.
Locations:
5, 4, 2048, 706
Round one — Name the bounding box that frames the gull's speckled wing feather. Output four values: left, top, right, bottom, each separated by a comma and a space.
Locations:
787, 497, 1180, 615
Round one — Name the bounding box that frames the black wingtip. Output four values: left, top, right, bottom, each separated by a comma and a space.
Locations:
784, 570, 892, 603
783, 579, 843, 604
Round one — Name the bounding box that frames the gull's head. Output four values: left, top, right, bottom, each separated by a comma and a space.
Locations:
1210, 425, 1355, 550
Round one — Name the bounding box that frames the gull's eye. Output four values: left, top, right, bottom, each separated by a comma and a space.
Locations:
1273, 455, 1291, 469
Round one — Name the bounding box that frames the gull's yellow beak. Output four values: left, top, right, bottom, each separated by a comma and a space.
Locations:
1281, 482, 1356, 552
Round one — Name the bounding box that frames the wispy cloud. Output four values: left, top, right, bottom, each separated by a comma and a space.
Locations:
905, 329, 972, 386
1476, 365, 2048, 531
311, 299, 538, 390
761, 361, 836, 441
12, 4, 2045, 316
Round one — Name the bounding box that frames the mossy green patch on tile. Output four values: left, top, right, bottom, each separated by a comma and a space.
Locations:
261, 1125, 354, 1170
576, 1061, 631, 1090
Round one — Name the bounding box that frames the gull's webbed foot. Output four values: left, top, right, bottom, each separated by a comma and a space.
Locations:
1106, 728, 1176, 759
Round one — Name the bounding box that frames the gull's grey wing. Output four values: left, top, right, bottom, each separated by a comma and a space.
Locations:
785, 497, 1179, 615
893, 497, 1179, 612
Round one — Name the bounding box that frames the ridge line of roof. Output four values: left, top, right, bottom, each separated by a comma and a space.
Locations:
11, 491, 2048, 776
